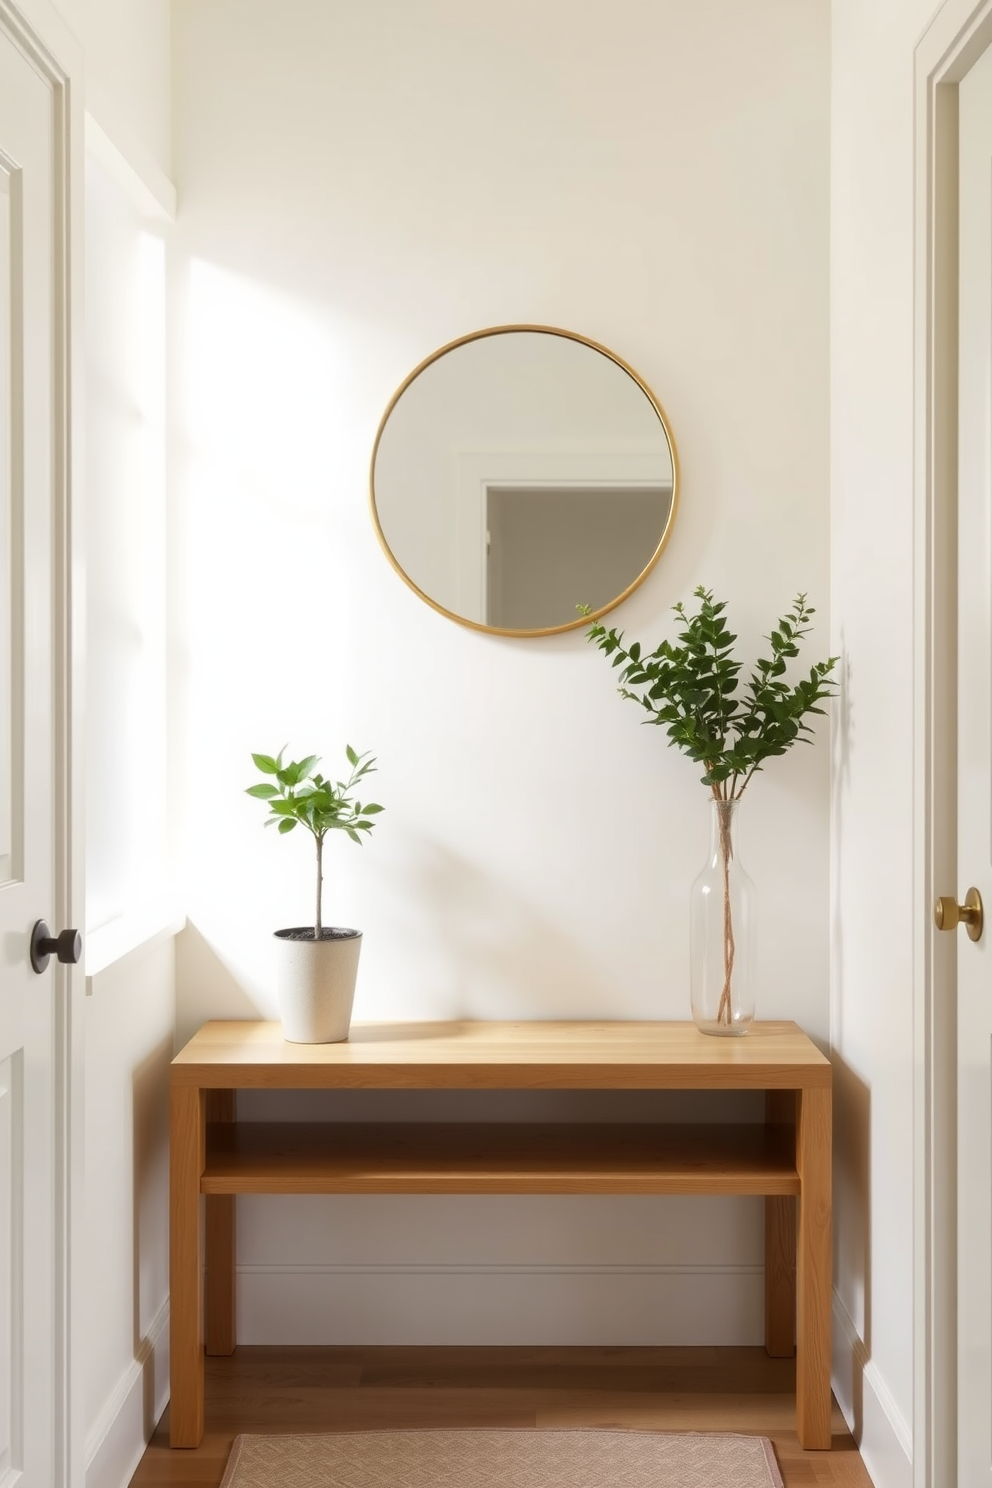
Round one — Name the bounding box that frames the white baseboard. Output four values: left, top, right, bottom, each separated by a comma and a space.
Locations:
832, 1291, 912, 1488
236, 1263, 766, 1345
85, 1300, 170, 1488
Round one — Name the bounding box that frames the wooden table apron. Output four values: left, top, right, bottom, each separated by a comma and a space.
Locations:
169, 1020, 832, 1450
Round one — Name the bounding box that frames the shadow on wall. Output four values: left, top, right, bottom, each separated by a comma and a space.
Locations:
832, 1050, 871, 1439
181, 836, 652, 1035
131, 1032, 172, 1441
379, 835, 611, 1019
829, 642, 852, 1029
175, 921, 268, 1046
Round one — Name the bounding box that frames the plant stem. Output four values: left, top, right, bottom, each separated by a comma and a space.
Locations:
714, 793, 735, 1025
315, 833, 323, 939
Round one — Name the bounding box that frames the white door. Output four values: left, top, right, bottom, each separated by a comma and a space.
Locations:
957, 39, 992, 1484
0, 20, 65, 1483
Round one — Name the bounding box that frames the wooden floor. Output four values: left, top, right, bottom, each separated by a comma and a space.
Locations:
129, 1346, 873, 1486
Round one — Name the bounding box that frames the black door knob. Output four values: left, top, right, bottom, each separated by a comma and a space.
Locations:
30, 920, 82, 974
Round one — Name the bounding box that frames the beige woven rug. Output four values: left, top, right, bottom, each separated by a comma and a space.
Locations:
219, 1428, 785, 1487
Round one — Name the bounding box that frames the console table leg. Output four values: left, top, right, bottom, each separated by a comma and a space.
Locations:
764, 1195, 796, 1357
796, 1085, 832, 1449
170, 1084, 205, 1447
764, 1091, 796, 1358
205, 1090, 236, 1356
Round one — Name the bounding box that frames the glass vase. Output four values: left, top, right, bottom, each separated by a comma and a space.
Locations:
690, 798, 755, 1035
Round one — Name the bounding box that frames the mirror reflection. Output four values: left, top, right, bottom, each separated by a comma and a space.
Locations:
370, 327, 678, 636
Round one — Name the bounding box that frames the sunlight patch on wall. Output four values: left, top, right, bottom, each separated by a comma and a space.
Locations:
174, 258, 370, 980
178, 259, 361, 689
85, 153, 168, 935
182, 257, 350, 493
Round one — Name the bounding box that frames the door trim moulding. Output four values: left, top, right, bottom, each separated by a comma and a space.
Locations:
913, 4, 992, 1486
0, 0, 83, 1483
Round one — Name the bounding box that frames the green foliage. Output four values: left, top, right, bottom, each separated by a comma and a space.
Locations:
247, 745, 383, 844
584, 587, 837, 799
247, 746, 383, 933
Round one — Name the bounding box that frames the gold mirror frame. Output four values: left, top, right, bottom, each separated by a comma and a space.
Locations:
369, 324, 680, 637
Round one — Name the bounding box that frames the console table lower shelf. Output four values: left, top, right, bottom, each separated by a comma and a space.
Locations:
169, 1020, 832, 1451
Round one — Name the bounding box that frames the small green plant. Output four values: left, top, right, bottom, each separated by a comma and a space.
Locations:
247, 746, 383, 938
584, 587, 837, 799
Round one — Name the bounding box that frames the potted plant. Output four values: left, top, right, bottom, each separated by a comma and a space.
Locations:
585, 588, 836, 1035
247, 745, 383, 1042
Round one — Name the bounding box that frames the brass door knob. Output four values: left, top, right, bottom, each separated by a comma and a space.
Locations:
934, 887, 984, 941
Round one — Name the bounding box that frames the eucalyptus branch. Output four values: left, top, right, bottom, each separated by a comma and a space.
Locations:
583, 587, 837, 798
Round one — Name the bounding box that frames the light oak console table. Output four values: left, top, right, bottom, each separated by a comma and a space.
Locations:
169, 1019, 832, 1449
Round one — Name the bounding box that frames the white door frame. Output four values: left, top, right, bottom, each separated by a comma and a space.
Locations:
0, 1, 82, 1483
914, 4, 992, 1485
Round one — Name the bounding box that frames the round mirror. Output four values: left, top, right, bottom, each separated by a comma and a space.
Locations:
370, 326, 678, 636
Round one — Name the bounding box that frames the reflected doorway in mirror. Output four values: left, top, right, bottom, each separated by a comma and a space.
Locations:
485, 483, 670, 630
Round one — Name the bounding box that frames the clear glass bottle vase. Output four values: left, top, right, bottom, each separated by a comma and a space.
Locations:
690, 798, 755, 1035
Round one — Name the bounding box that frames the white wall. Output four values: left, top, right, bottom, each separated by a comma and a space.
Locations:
55, 0, 171, 185
830, 2, 939, 1485
54, 4, 177, 1485
82, 136, 175, 1488
85, 148, 168, 935
171, 0, 831, 1348
83, 939, 173, 1488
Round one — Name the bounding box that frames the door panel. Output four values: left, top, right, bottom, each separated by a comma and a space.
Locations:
958, 38, 992, 1484
0, 155, 19, 888
0, 1053, 22, 1478
0, 24, 57, 1484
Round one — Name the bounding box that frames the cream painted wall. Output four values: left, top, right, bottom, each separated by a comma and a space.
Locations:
83, 939, 173, 1488
82, 142, 176, 1488
85, 149, 169, 935
56, 4, 176, 1484
171, 0, 831, 1347
54, 0, 171, 180
830, 2, 939, 1485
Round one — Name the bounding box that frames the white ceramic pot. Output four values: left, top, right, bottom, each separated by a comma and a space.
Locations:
273, 927, 362, 1043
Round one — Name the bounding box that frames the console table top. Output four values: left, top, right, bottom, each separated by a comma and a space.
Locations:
172, 1018, 830, 1090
